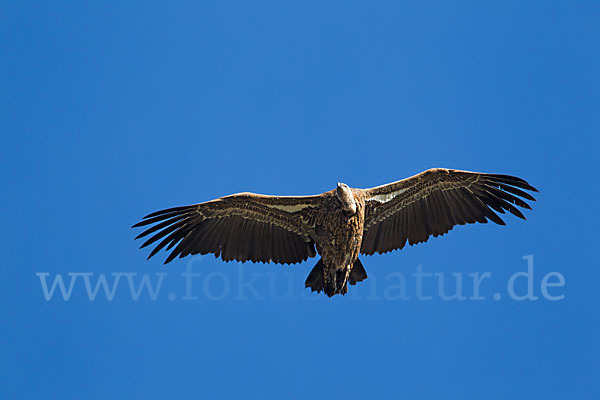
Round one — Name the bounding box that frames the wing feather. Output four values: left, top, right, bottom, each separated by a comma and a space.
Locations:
133, 193, 320, 264
361, 168, 537, 255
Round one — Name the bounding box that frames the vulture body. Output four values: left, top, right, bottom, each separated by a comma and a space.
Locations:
133, 168, 537, 297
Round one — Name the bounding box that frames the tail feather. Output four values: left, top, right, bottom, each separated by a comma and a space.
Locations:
349, 258, 368, 285
304, 258, 324, 293
305, 258, 368, 297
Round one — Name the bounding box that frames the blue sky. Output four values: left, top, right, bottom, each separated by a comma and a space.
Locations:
2, 1, 599, 399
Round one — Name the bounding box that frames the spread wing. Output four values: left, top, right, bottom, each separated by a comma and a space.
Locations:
361, 168, 538, 255
133, 193, 322, 264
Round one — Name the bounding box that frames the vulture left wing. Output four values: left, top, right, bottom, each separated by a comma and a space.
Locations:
361, 168, 538, 255
133, 193, 322, 265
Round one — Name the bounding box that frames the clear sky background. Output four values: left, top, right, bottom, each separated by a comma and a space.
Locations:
2, 1, 599, 399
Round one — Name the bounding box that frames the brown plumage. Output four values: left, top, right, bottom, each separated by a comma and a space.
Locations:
132, 168, 538, 297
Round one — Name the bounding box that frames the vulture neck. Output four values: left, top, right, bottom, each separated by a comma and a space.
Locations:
336, 183, 357, 215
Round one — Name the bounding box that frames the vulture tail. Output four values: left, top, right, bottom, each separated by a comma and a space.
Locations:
349, 258, 368, 286
304, 258, 368, 297
304, 258, 324, 294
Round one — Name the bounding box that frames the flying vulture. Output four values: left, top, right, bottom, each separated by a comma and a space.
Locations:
133, 168, 537, 297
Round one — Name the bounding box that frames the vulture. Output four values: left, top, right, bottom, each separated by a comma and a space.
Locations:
133, 168, 537, 297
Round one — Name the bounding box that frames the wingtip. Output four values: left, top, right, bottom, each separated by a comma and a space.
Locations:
164, 252, 179, 264
134, 232, 147, 240
524, 183, 539, 193
143, 205, 193, 219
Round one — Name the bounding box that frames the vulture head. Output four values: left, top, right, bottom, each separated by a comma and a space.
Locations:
336, 182, 357, 214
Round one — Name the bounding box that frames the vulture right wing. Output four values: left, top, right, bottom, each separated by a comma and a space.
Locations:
132, 192, 322, 265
